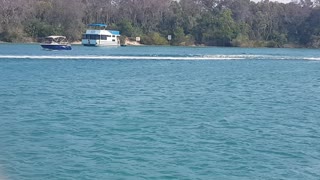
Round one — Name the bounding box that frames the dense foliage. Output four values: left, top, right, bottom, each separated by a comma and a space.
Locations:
1, 0, 320, 47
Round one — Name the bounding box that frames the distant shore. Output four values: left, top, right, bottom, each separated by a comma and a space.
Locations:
124, 39, 142, 46
0, 39, 308, 48
0, 39, 143, 46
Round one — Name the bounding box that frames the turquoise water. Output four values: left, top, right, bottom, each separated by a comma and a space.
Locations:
0, 44, 320, 179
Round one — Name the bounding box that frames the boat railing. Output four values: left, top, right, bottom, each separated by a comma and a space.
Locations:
56, 41, 69, 45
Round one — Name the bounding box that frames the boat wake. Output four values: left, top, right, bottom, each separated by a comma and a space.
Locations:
0, 55, 319, 61
0, 55, 244, 60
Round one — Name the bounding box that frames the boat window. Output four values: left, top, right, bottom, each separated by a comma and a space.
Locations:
44, 38, 53, 43
83, 34, 112, 40
112, 39, 115, 42
112, 35, 115, 37
88, 35, 100, 39
101, 35, 107, 40
83, 34, 91, 39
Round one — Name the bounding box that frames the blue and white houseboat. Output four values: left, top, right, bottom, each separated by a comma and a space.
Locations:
41, 36, 72, 50
82, 24, 120, 46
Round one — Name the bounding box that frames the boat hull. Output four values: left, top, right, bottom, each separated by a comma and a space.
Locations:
82, 39, 119, 47
41, 44, 72, 50
83, 44, 119, 47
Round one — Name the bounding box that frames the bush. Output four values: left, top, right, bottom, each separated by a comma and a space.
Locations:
25, 20, 61, 39
141, 32, 169, 45
0, 29, 27, 43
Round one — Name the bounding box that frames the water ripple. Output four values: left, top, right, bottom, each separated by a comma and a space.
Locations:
1, 45, 320, 179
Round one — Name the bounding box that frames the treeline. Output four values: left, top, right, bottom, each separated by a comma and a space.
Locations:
1, 0, 320, 47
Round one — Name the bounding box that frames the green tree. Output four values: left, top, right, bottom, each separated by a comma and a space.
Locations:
299, 8, 320, 47
141, 32, 168, 45
25, 20, 61, 39
117, 19, 143, 37
195, 9, 239, 46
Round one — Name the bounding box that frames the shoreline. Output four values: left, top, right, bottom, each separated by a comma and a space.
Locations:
0, 40, 309, 49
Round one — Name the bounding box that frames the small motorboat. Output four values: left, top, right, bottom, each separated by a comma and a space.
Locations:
41, 36, 72, 50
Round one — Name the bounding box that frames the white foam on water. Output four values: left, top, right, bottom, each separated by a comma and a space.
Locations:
0, 55, 244, 60
304, 57, 320, 61
0, 55, 319, 61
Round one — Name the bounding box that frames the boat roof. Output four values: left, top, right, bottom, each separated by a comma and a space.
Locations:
85, 23, 120, 35
88, 23, 107, 27
46, 36, 66, 39
109, 30, 120, 35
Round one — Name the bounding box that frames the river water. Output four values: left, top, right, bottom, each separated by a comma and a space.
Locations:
0, 44, 320, 179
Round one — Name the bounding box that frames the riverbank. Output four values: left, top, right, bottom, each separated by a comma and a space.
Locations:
0, 38, 309, 48
123, 38, 142, 46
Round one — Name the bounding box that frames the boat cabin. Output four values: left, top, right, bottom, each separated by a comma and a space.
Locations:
82, 24, 120, 46
43, 36, 69, 45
